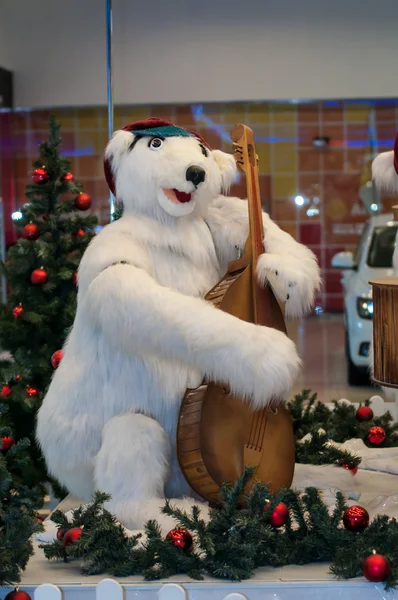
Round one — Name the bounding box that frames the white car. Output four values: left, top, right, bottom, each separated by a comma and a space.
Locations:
332, 213, 398, 385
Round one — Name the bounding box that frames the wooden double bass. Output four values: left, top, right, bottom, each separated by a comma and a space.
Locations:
177, 123, 295, 504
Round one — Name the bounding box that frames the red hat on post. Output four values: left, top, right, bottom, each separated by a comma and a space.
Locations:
104, 117, 211, 196
372, 132, 398, 194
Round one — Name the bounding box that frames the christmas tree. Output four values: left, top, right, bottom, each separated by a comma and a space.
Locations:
0, 404, 43, 586
0, 116, 98, 494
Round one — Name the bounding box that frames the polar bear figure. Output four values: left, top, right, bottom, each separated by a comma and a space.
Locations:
37, 118, 321, 533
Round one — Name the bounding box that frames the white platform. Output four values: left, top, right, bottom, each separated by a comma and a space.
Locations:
3, 542, 397, 600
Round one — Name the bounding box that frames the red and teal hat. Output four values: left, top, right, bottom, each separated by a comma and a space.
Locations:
104, 117, 211, 196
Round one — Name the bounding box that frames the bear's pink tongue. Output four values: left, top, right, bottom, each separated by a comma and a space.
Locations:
173, 189, 192, 203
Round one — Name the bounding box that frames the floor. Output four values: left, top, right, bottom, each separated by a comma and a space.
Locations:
288, 314, 375, 404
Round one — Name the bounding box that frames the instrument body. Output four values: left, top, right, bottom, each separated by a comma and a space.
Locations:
177, 124, 295, 504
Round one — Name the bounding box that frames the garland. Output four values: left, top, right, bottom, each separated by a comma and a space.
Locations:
41, 468, 397, 588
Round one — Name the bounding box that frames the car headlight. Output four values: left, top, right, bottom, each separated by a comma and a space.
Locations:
357, 297, 373, 319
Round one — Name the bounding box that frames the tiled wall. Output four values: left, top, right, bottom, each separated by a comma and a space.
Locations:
7, 101, 398, 312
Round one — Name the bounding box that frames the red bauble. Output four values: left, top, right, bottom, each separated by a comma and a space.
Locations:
14, 374, 21, 382
75, 193, 91, 211
26, 386, 39, 397
72, 272, 78, 286
343, 505, 369, 532
356, 406, 374, 422
56, 528, 66, 541
340, 462, 358, 475
31, 268, 48, 285
32, 167, 49, 184
1, 436, 15, 452
36, 514, 45, 522
72, 229, 86, 238
367, 426, 386, 446
269, 502, 289, 528
166, 528, 193, 552
51, 349, 64, 369
0, 384, 12, 398
63, 527, 83, 547
62, 172, 74, 182
362, 552, 391, 583
23, 223, 40, 241
4, 589, 32, 600
12, 305, 24, 319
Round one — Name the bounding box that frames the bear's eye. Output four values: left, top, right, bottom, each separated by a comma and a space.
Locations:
149, 137, 163, 150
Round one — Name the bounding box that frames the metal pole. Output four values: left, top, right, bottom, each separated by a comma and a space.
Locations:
106, 0, 115, 218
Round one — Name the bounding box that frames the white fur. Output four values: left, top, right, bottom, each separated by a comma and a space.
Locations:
372, 150, 398, 193
37, 133, 320, 532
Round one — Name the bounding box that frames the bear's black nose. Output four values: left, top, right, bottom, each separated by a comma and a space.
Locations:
186, 166, 206, 187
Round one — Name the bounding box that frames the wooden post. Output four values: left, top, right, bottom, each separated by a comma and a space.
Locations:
370, 277, 398, 389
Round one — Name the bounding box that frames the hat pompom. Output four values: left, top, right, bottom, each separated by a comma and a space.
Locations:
372, 132, 398, 194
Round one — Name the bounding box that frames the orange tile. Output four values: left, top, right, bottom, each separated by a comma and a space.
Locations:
15, 158, 28, 179
271, 198, 297, 221
298, 104, 320, 123
376, 123, 397, 148
30, 110, 52, 131
321, 104, 344, 123
153, 105, 175, 121
175, 105, 196, 127
199, 127, 223, 150
299, 149, 321, 172
298, 174, 322, 199
272, 104, 296, 124
12, 112, 30, 133
58, 131, 75, 154
77, 155, 102, 178
273, 144, 297, 173
323, 124, 344, 148
247, 103, 271, 124
346, 149, 366, 172
323, 149, 344, 172
279, 223, 297, 239
375, 105, 396, 123
272, 174, 296, 199
259, 174, 272, 207
298, 124, 320, 148
230, 178, 248, 200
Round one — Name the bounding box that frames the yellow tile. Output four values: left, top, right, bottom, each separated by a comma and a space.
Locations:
272, 104, 297, 124
220, 104, 246, 125
256, 143, 271, 174
248, 103, 271, 124
53, 109, 76, 130
273, 144, 297, 173
97, 107, 108, 129
273, 124, 296, 142
345, 105, 370, 123
272, 174, 297, 199
126, 106, 151, 121
77, 108, 100, 129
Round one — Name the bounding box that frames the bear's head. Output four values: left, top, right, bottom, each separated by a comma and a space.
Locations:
104, 118, 237, 219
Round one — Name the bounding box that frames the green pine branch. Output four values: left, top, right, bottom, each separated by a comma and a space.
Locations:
39, 468, 398, 589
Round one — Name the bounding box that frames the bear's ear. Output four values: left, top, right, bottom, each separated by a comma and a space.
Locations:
212, 149, 237, 192
372, 150, 398, 193
105, 130, 135, 169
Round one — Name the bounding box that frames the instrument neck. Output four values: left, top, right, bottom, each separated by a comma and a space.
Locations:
247, 161, 264, 265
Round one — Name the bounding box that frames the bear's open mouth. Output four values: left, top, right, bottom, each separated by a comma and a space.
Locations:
163, 188, 192, 204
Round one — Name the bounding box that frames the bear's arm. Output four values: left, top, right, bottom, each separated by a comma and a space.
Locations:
206, 195, 321, 317
77, 232, 298, 406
